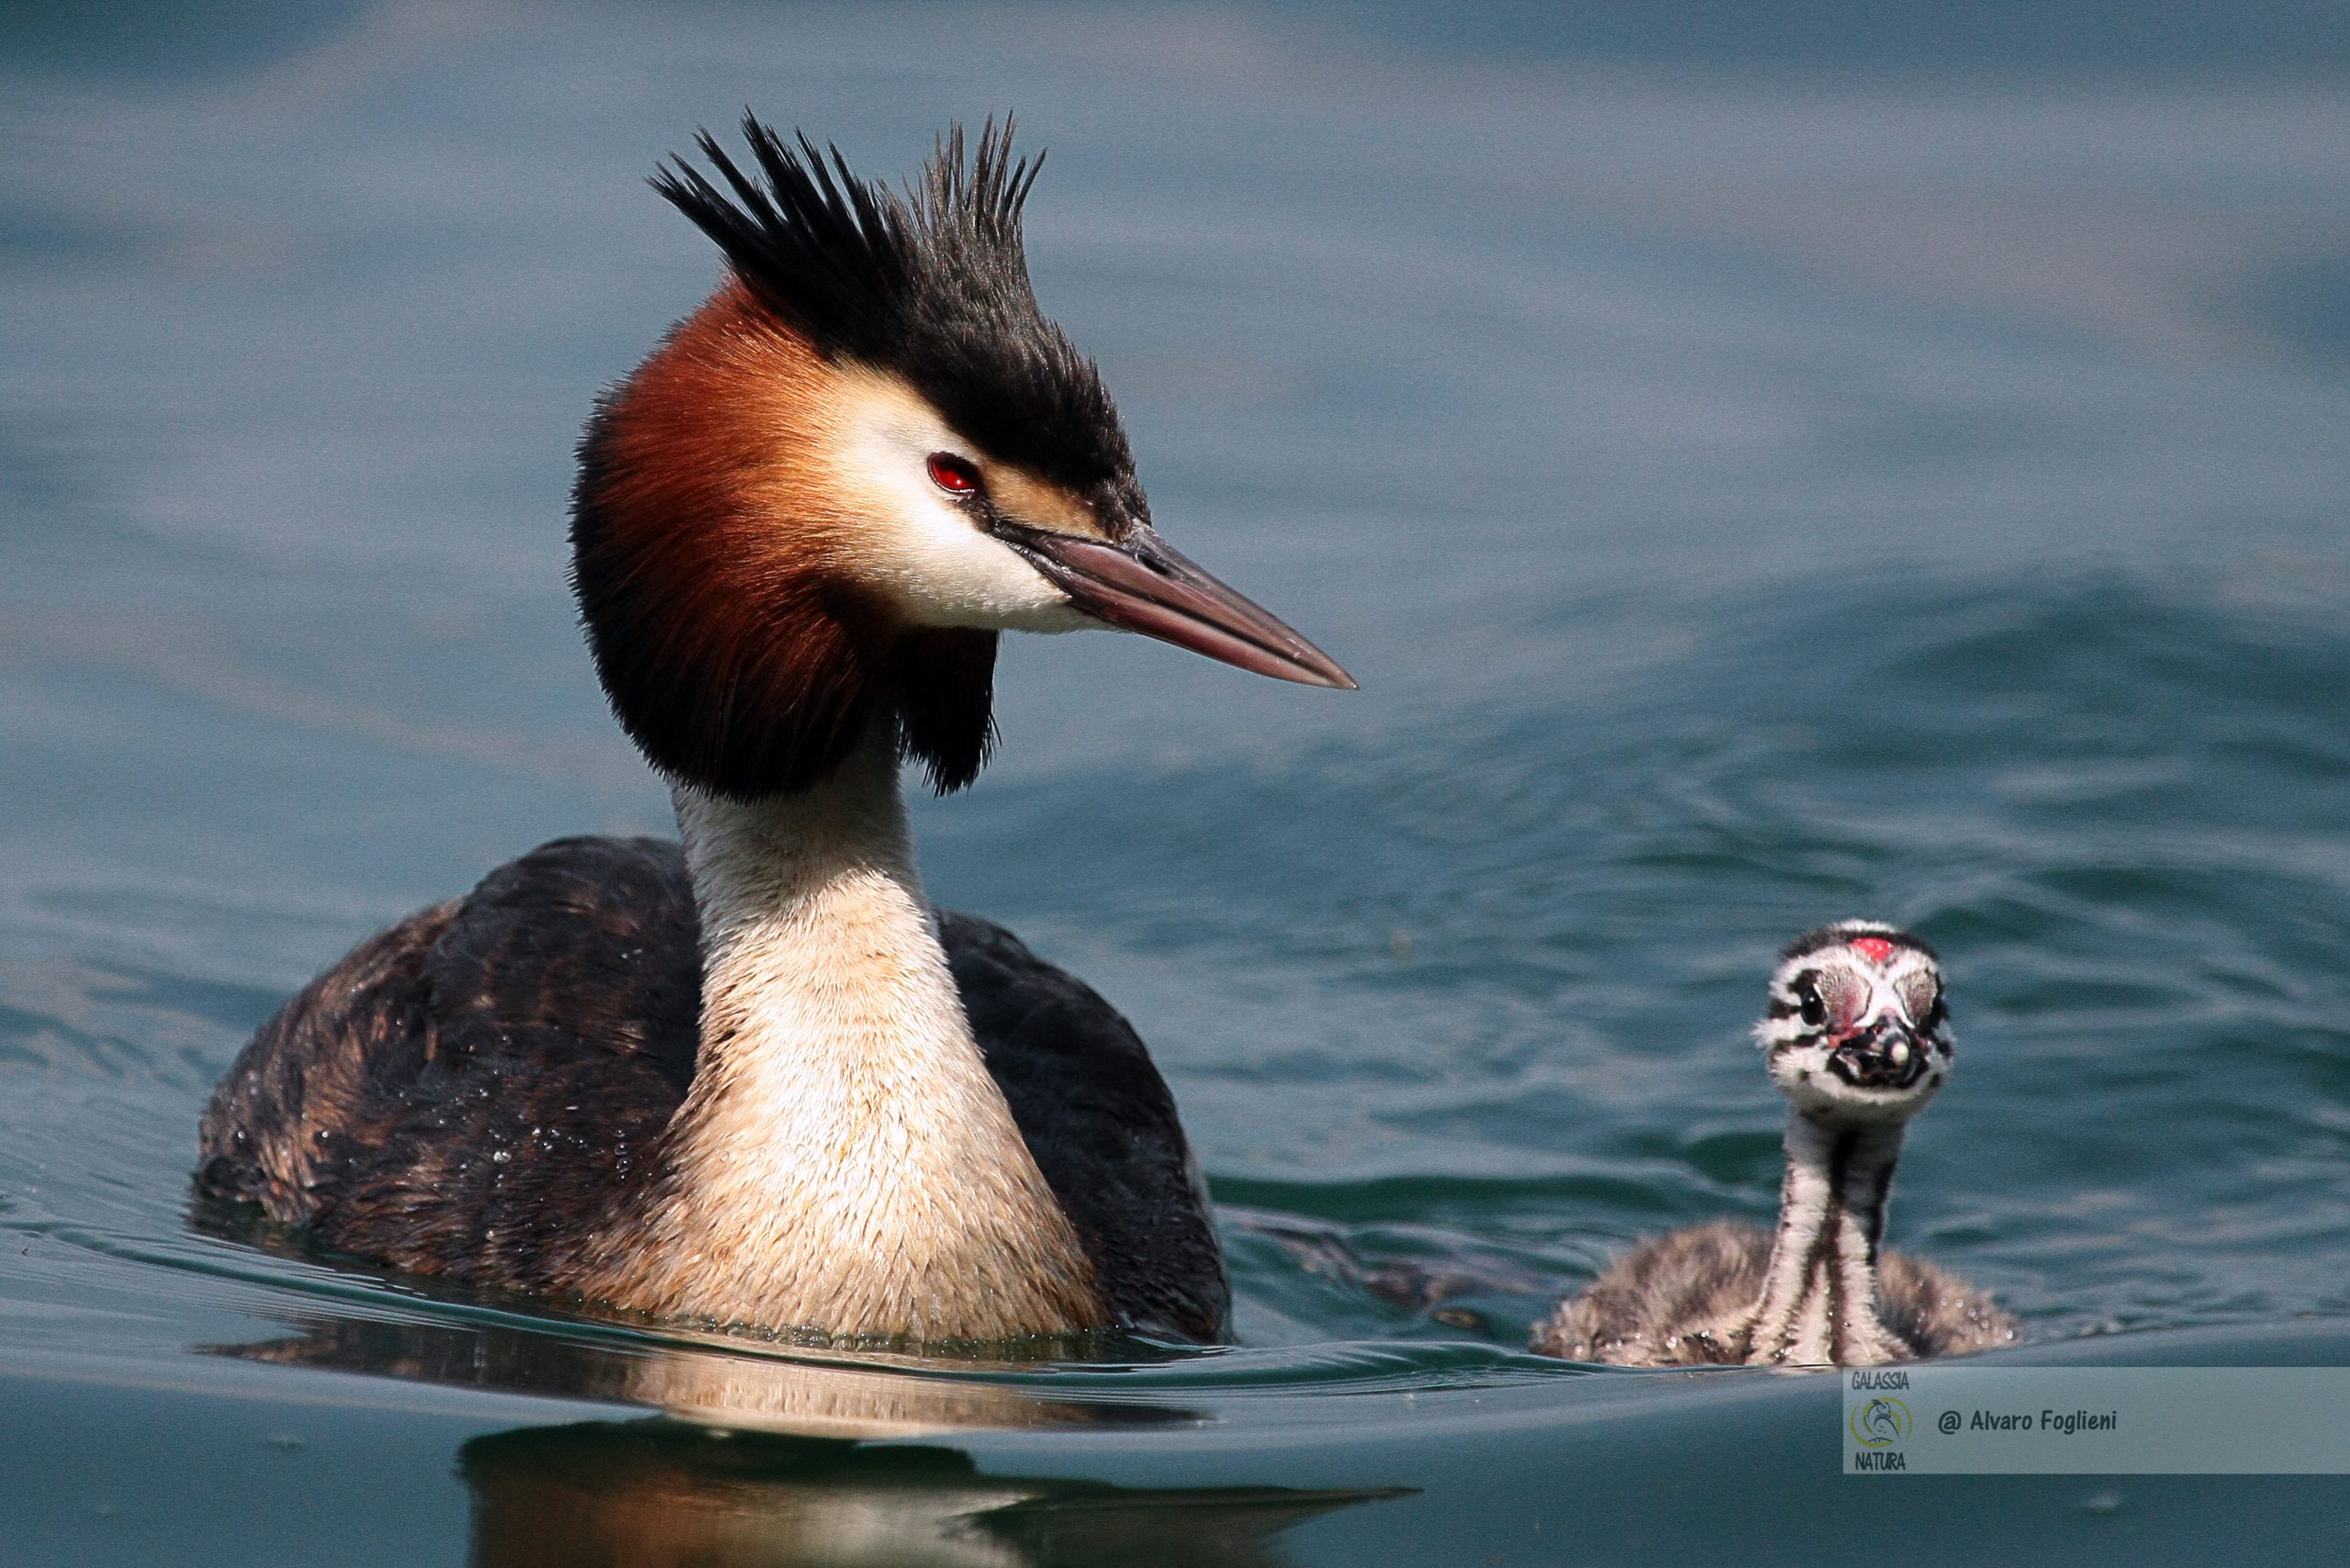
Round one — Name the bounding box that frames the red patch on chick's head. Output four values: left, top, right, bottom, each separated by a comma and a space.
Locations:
1849, 936, 1897, 965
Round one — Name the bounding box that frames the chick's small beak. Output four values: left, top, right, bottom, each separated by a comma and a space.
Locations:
1830, 1016, 1930, 1090
1003, 524, 1357, 689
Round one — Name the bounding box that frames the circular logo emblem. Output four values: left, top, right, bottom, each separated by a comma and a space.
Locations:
1851, 1396, 1913, 1448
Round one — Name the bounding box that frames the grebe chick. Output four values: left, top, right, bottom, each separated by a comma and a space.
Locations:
196, 118, 1354, 1346
1532, 923, 2016, 1367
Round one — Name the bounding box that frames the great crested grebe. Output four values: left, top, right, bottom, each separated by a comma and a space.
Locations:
1532, 923, 2016, 1366
196, 118, 1352, 1345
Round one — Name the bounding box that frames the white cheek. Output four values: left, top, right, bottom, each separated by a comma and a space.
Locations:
895, 490, 1092, 632
1770, 1046, 1833, 1101
836, 415, 1096, 633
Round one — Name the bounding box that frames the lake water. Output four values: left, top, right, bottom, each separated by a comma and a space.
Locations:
5, 3, 2349, 1563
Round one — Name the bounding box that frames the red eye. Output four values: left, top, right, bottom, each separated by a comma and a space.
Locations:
927, 453, 979, 496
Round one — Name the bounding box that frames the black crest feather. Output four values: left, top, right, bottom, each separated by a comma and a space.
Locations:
655, 113, 1142, 512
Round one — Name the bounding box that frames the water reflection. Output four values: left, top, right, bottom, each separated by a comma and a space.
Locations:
214, 1311, 1198, 1438
460, 1420, 1400, 1568
207, 1310, 1407, 1565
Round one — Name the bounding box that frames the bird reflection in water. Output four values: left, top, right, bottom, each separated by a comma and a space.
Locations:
204, 1315, 1399, 1565
209, 1309, 1181, 1438
461, 1420, 1397, 1568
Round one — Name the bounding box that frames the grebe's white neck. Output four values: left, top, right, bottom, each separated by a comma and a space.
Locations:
1741, 1110, 1910, 1367
587, 723, 1104, 1340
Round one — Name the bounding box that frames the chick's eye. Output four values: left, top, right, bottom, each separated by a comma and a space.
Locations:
927, 453, 979, 497
1798, 984, 1825, 1028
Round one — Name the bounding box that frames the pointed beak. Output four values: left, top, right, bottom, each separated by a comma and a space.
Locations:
1003, 524, 1357, 689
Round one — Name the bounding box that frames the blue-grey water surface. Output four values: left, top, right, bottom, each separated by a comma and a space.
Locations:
5, 4, 2350, 1563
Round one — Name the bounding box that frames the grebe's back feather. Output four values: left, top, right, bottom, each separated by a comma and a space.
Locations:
196, 835, 1228, 1342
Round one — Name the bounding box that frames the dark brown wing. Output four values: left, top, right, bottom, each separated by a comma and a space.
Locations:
196, 836, 700, 1288
197, 836, 1229, 1340
941, 910, 1231, 1343
196, 896, 464, 1216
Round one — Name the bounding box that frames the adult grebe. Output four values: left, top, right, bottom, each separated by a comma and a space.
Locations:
196, 118, 1352, 1345
1532, 923, 2016, 1366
